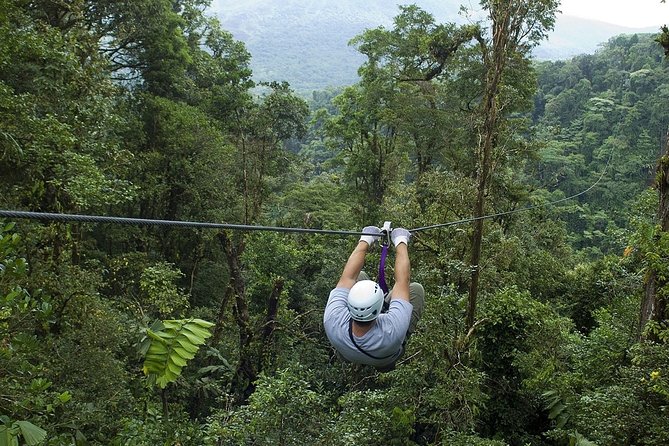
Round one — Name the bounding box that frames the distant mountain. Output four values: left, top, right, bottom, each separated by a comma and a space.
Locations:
210, 0, 662, 93
536, 15, 659, 60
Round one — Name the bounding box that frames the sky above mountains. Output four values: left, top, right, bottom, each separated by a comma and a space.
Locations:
559, 0, 668, 27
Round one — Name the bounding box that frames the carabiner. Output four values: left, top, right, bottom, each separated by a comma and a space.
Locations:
381, 221, 392, 246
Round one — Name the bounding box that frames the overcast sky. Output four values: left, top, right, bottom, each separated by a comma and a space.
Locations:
559, 0, 669, 27
210, 0, 669, 29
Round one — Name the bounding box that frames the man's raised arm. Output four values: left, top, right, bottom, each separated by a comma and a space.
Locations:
336, 225, 381, 289
390, 228, 411, 302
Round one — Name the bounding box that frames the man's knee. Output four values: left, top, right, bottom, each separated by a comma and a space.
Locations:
409, 283, 425, 313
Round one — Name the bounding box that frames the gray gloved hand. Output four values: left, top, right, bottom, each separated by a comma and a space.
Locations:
360, 225, 381, 246
391, 228, 411, 247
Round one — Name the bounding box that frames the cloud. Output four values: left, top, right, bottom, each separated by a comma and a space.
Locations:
559, 0, 669, 28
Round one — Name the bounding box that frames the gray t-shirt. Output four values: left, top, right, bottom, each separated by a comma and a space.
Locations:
323, 287, 413, 367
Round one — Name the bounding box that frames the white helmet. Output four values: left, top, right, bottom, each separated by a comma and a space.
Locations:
347, 280, 384, 322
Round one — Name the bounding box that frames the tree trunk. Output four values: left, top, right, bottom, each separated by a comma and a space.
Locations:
209, 280, 233, 347
217, 231, 256, 401
256, 278, 285, 373
640, 135, 669, 340
161, 388, 169, 418
467, 102, 496, 329
640, 270, 660, 339
466, 15, 507, 329
262, 278, 284, 344
467, 190, 486, 329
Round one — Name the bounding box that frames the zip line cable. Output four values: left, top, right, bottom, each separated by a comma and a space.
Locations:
0, 146, 614, 236
0, 210, 367, 236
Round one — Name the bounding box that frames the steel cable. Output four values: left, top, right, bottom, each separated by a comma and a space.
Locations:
0, 146, 613, 236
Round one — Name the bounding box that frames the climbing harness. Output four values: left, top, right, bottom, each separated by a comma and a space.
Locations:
377, 221, 391, 295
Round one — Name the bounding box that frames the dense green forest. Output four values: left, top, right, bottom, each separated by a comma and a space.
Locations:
1, 1, 669, 445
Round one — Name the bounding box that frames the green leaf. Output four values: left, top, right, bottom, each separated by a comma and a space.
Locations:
548, 402, 565, 419
177, 329, 206, 345
57, 391, 72, 403
173, 346, 195, 360
182, 322, 214, 340
146, 340, 169, 355
149, 320, 165, 331
198, 362, 232, 375
0, 424, 19, 446
162, 320, 186, 330
144, 349, 169, 361
146, 330, 170, 342
169, 354, 187, 368
191, 318, 215, 328
141, 318, 214, 388
143, 359, 167, 371
74, 430, 87, 446
175, 337, 199, 353
166, 364, 182, 380
16, 421, 46, 446
572, 432, 597, 446
148, 329, 174, 341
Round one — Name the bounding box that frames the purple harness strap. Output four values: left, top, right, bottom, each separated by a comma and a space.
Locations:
378, 243, 389, 294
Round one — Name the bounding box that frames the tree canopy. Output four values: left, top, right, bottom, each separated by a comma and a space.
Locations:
1, 1, 669, 445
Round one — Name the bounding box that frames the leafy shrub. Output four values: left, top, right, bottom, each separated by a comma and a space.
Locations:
206, 365, 329, 445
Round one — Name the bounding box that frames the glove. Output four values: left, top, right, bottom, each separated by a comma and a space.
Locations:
359, 225, 381, 246
391, 228, 411, 247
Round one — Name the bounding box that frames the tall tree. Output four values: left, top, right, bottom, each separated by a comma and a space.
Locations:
639, 138, 669, 341
466, 0, 559, 329
323, 82, 399, 221
640, 22, 669, 339
334, 5, 476, 220
215, 82, 308, 400
0, 0, 135, 214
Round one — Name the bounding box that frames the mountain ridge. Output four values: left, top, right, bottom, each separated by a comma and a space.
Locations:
210, 0, 662, 93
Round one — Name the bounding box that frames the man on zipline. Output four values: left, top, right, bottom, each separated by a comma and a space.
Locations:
323, 225, 424, 371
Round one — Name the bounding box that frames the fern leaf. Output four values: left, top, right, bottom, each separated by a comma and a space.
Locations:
173, 346, 196, 360
169, 353, 188, 368
178, 329, 206, 345
176, 337, 199, 353
181, 322, 215, 339
141, 318, 214, 389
